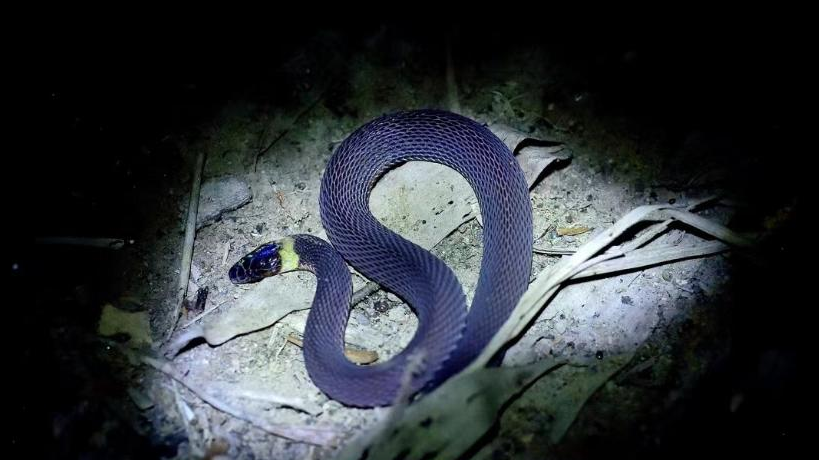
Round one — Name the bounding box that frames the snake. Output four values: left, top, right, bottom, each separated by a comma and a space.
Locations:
229, 109, 532, 407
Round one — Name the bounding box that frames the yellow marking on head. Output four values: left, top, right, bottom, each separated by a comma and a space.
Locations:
278, 237, 300, 272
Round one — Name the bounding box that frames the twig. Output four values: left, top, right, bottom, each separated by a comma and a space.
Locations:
180, 300, 229, 329
342, 351, 427, 456
141, 356, 339, 446
572, 241, 728, 280
286, 333, 378, 365
350, 281, 381, 306
275, 332, 290, 359
616, 355, 659, 384
620, 196, 722, 253
388, 351, 426, 420
445, 34, 460, 114
222, 241, 231, 266
171, 380, 195, 424
229, 387, 322, 416
163, 325, 206, 357
253, 80, 335, 172
253, 129, 291, 172
165, 150, 206, 343
533, 247, 576, 255
469, 201, 751, 371
35, 237, 126, 249
664, 209, 753, 247
535, 223, 554, 242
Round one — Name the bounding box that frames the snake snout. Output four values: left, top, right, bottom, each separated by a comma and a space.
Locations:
228, 262, 252, 284
229, 242, 283, 284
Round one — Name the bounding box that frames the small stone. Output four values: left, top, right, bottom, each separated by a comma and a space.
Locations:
127, 387, 154, 410
373, 300, 390, 314
351, 309, 371, 326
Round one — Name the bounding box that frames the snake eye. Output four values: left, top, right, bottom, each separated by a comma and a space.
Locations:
251, 255, 275, 271
228, 263, 247, 283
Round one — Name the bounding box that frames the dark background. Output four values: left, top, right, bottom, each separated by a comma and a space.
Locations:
8, 16, 809, 459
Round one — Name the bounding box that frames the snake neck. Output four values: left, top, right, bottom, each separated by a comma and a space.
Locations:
291, 234, 331, 273
291, 234, 353, 293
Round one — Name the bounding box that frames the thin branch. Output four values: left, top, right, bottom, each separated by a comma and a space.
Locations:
165, 150, 206, 343
34, 237, 126, 249
286, 333, 378, 365
572, 241, 729, 280
180, 300, 229, 329
445, 34, 460, 114
533, 247, 576, 255
253, 81, 335, 172
350, 281, 381, 307
142, 356, 339, 446
469, 202, 751, 371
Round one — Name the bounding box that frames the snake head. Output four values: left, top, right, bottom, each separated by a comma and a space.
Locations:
229, 242, 283, 284
229, 238, 299, 284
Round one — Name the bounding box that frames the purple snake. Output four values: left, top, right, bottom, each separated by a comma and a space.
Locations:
229, 110, 532, 407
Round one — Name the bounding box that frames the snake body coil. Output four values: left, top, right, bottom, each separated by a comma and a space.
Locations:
230, 110, 532, 407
